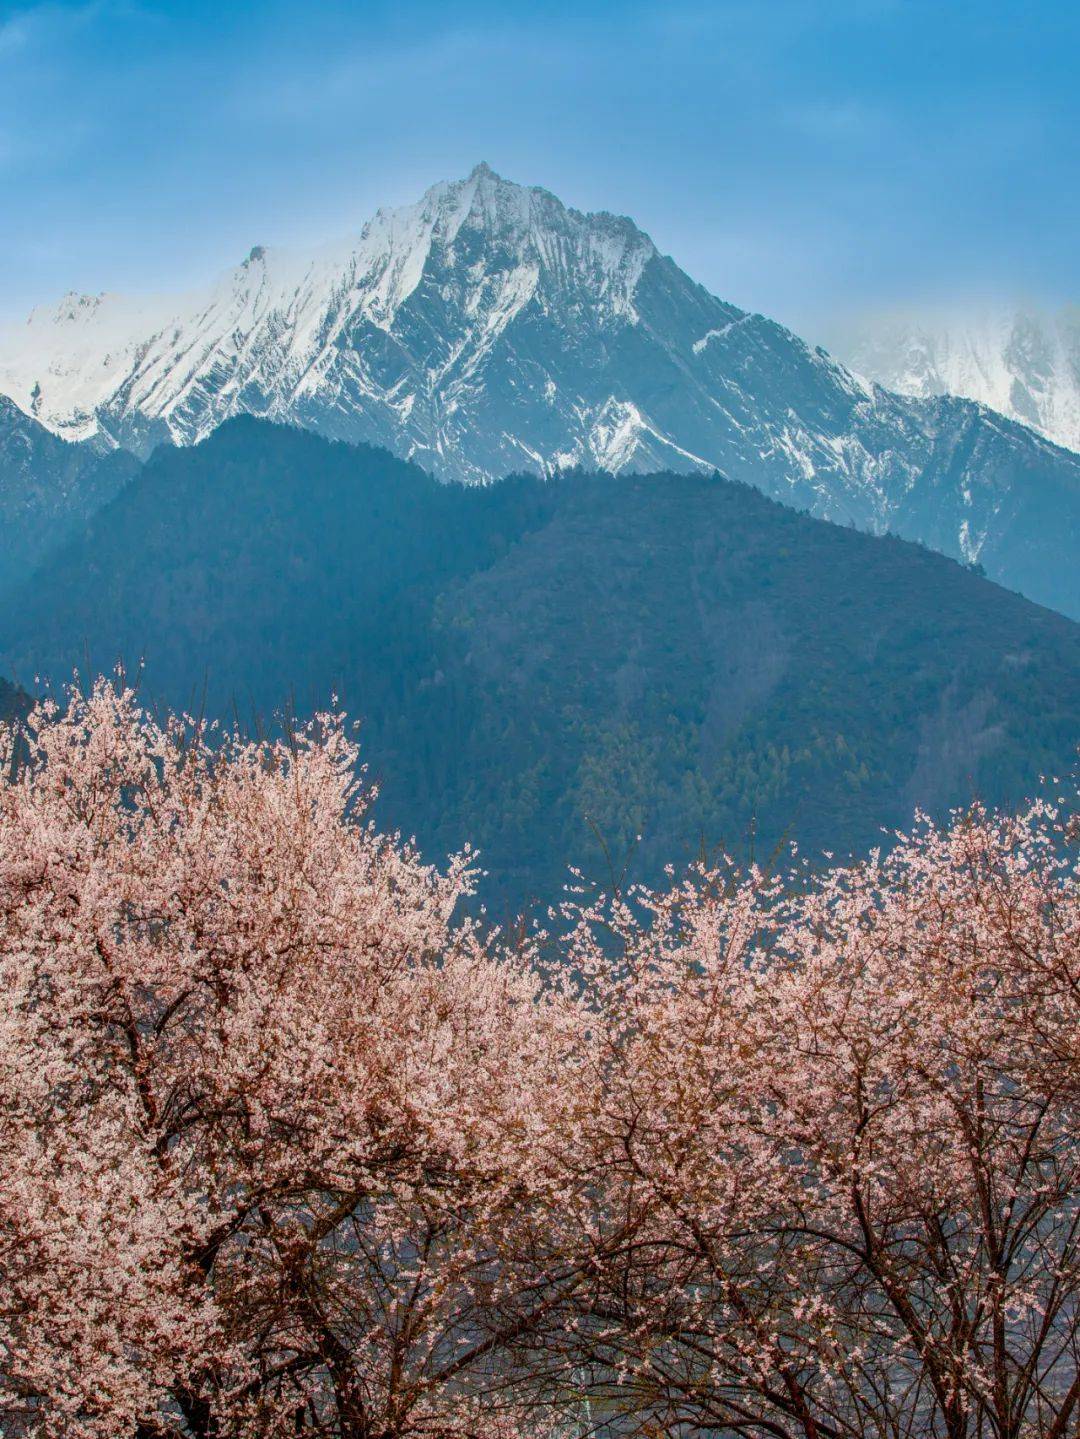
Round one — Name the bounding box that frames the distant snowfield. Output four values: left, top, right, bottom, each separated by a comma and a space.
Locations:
825, 306, 1080, 456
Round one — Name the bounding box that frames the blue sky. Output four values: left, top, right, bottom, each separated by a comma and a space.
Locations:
1, 0, 1076, 336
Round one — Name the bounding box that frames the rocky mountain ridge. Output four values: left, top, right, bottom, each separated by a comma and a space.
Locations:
2, 165, 1079, 616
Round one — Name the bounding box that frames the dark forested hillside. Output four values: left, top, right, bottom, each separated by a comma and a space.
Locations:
0, 677, 29, 726
3, 418, 1077, 907
0, 396, 140, 592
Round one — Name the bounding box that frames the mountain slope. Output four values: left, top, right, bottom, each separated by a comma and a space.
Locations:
0, 676, 29, 728
4, 420, 1076, 907
0, 396, 140, 593
830, 305, 1080, 455
3, 165, 1079, 617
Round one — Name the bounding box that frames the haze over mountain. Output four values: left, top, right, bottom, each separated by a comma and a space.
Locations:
3, 419, 1077, 908
830, 305, 1080, 456
3, 164, 1080, 618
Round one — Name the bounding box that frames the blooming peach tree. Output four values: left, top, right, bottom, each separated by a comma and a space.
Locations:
0, 682, 582, 1439
556, 805, 1080, 1439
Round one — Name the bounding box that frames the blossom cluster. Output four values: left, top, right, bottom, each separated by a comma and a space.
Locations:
0, 682, 1076, 1439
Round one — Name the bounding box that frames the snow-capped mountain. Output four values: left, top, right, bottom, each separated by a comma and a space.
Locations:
0, 163, 667, 474
829, 306, 1080, 456
2, 163, 1080, 617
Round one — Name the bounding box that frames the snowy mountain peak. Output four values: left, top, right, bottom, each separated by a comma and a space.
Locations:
380, 162, 657, 290
0, 165, 662, 454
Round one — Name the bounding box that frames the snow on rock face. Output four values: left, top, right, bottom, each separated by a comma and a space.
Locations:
2, 165, 1080, 618
829, 306, 1080, 456
0, 163, 657, 462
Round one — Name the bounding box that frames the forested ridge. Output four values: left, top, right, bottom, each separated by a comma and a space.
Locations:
3, 417, 1077, 905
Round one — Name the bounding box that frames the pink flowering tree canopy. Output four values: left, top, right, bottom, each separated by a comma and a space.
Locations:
0, 679, 1076, 1439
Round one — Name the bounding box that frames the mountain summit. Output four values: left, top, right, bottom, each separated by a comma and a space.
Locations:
0, 164, 665, 472
2, 165, 1080, 615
